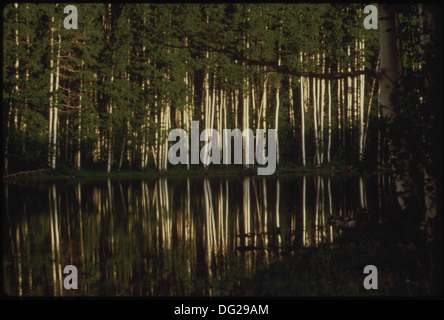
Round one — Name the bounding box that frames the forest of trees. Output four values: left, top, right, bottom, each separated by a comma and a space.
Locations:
3, 3, 382, 173
2, 4, 441, 240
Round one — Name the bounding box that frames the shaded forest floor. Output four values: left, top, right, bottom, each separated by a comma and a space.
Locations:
222, 215, 442, 297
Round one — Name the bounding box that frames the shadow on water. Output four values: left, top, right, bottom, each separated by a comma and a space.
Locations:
3, 174, 405, 297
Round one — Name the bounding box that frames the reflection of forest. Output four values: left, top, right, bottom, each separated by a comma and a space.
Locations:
4, 174, 396, 296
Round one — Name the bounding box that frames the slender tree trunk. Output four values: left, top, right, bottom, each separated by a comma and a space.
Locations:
327, 76, 332, 163
275, 86, 280, 165
347, 46, 352, 162
107, 74, 114, 173
107, 102, 113, 173
320, 53, 325, 164
339, 65, 345, 159
203, 65, 210, 168
184, 53, 190, 170
300, 74, 306, 167
288, 76, 295, 135
363, 56, 379, 157
275, 23, 282, 166
164, 100, 170, 171
118, 122, 126, 171
76, 61, 84, 170
13, 4, 20, 130
50, 30, 61, 170
152, 93, 158, 169
243, 75, 250, 168
313, 76, 320, 166
48, 16, 55, 168
359, 39, 365, 161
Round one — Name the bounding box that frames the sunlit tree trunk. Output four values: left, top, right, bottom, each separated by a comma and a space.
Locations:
320, 54, 325, 164
107, 72, 114, 173
51, 33, 61, 170
48, 16, 55, 168
210, 73, 216, 134
163, 100, 170, 171
13, 5, 20, 130
338, 64, 344, 159
300, 74, 306, 167
275, 22, 282, 166
288, 76, 295, 135
327, 76, 332, 163
141, 59, 149, 170
184, 54, 190, 170
243, 76, 250, 168
275, 179, 280, 243
203, 63, 210, 168
158, 102, 163, 171
359, 39, 365, 161
347, 46, 352, 162
321, 80, 325, 164
48, 21, 61, 171
379, 4, 417, 212
233, 89, 239, 129
312, 76, 320, 166
76, 61, 84, 170
275, 85, 280, 165
4, 3, 20, 173
363, 56, 379, 157
300, 51, 307, 167
222, 86, 228, 165
251, 81, 257, 128
152, 93, 158, 169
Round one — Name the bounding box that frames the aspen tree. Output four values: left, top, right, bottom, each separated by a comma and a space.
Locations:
379, 4, 416, 211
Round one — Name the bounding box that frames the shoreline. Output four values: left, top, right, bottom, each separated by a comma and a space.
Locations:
3, 164, 393, 183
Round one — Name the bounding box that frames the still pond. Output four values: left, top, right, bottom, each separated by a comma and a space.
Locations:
3, 173, 397, 296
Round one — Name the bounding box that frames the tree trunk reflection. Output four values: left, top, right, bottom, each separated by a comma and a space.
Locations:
4, 174, 387, 296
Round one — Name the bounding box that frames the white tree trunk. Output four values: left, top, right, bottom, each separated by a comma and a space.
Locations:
359, 39, 365, 161
76, 61, 84, 170
275, 85, 280, 166
379, 4, 416, 211
327, 77, 332, 163
51, 33, 61, 170
48, 17, 55, 168
300, 75, 306, 167
107, 103, 113, 173
313, 77, 320, 166
288, 77, 295, 135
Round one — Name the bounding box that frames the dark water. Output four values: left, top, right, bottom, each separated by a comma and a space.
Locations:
3, 174, 397, 297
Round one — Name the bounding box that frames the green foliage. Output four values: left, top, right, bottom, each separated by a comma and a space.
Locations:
2, 3, 431, 174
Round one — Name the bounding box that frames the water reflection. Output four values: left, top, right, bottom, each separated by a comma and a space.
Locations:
3, 174, 395, 297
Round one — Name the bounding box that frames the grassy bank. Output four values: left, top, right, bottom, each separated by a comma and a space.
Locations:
3, 163, 392, 183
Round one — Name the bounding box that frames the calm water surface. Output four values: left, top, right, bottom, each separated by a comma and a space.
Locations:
3, 174, 397, 296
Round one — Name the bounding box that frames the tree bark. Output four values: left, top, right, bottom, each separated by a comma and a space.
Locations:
379, 4, 417, 212
300, 74, 306, 167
